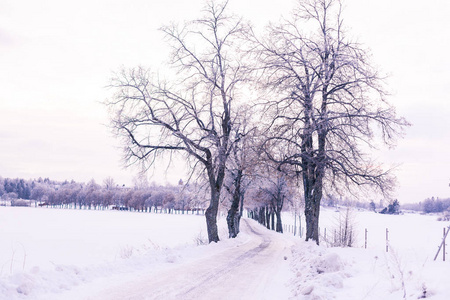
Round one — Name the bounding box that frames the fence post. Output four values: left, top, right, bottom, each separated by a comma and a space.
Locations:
434, 226, 450, 261
444, 227, 447, 262
386, 228, 389, 252
365, 228, 368, 249
299, 215, 302, 238
294, 213, 297, 236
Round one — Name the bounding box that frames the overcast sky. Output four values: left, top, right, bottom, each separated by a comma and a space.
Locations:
0, 0, 449, 203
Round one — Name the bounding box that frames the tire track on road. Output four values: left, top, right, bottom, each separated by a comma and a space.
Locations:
90, 219, 292, 300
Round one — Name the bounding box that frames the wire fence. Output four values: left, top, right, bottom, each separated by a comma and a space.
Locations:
281, 223, 449, 260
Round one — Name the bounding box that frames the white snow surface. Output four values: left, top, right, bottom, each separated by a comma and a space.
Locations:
1, 206, 449, 300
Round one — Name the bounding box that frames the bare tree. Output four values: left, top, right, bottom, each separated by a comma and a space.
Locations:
223, 107, 259, 238
103, 177, 116, 190
256, 0, 408, 244
105, 1, 250, 242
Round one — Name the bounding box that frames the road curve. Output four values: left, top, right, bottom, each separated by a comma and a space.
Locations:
89, 219, 294, 300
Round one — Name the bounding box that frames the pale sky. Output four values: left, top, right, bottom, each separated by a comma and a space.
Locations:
0, 0, 449, 203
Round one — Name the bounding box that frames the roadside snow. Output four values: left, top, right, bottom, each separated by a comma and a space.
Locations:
286, 208, 450, 300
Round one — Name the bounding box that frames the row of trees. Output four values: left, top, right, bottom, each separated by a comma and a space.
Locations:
247, 176, 295, 233
0, 176, 208, 212
106, 0, 407, 244
0, 174, 298, 227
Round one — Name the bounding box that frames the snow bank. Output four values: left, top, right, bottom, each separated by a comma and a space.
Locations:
288, 241, 450, 300
286, 208, 450, 300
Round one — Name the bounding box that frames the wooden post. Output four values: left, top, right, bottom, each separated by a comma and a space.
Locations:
386, 228, 389, 252
365, 228, 368, 249
434, 226, 450, 261
299, 214, 302, 238
444, 227, 447, 262
294, 212, 297, 236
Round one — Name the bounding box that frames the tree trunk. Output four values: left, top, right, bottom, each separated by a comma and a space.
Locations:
275, 210, 283, 233
304, 167, 324, 244
270, 209, 275, 230
227, 170, 242, 238
265, 206, 271, 230
235, 193, 244, 236
226, 194, 239, 238
206, 183, 220, 241
205, 166, 221, 243
205, 203, 219, 243
259, 206, 266, 226
304, 198, 320, 244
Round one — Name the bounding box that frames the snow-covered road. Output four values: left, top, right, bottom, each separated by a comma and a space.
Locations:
88, 219, 294, 300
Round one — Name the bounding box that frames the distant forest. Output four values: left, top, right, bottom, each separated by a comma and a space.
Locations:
0, 176, 208, 212
402, 197, 450, 214
323, 193, 450, 215
1, 176, 449, 216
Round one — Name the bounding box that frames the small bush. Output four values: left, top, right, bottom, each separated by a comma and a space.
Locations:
119, 245, 135, 259
419, 283, 427, 298
380, 199, 400, 215
326, 207, 355, 247
194, 231, 208, 246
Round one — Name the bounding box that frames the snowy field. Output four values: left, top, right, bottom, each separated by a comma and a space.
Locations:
284, 208, 450, 299
1, 206, 449, 299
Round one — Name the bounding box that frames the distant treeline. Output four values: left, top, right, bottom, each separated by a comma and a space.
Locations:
402, 197, 450, 213
321, 194, 400, 213
0, 176, 207, 212
323, 193, 450, 214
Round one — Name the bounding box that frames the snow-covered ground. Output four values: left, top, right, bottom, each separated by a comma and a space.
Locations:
1, 206, 449, 299
284, 208, 450, 299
